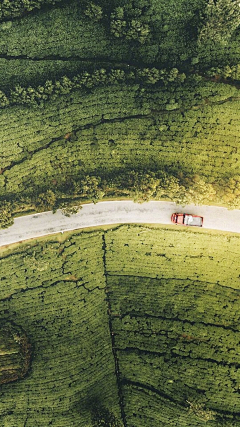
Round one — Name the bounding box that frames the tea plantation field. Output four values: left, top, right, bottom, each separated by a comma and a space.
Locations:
0, 231, 122, 427
0, 0, 239, 214
105, 225, 240, 426
0, 81, 240, 199
1, 225, 240, 425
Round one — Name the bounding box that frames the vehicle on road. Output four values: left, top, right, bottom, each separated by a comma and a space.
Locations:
171, 213, 203, 227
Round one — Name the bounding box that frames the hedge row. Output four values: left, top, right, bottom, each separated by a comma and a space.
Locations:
1, 169, 240, 229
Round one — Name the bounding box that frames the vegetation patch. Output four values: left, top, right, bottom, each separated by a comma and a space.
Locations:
0, 231, 122, 426
0, 321, 31, 386
0, 225, 240, 425
105, 225, 240, 426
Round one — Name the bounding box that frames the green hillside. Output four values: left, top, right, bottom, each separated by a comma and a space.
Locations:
1, 0, 240, 425
0, 0, 239, 225
0, 226, 240, 425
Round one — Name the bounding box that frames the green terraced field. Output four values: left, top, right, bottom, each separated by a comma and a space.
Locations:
0, 81, 240, 199
1, 0, 240, 425
1, 225, 240, 425
0, 231, 121, 427
0, 0, 239, 213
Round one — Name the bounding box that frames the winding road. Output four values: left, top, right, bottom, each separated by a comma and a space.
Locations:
1, 200, 240, 247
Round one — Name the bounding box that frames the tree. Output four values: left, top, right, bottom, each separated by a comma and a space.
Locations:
217, 175, 240, 208
124, 171, 159, 202
0, 200, 14, 229
185, 175, 216, 205
126, 19, 150, 44
110, 7, 150, 43
59, 202, 82, 217
35, 190, 57, 212
74, 176, 105, 203
91, 405, 122, 427
198, 0, 240, 45
136, 68, 160, 84
0, 321, 31, 386
0, 90, 9, 108
84, 2, 103, 21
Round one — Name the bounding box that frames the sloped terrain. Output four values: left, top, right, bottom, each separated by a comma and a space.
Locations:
1, 226, 240, 425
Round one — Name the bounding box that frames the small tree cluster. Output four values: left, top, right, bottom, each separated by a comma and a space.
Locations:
205, 64, 240, 81
34, 190, 57, 212
0, 66, 187, 109
184, 175, 216, 205
91, 405, 122, 427
0, 200, 14, 229
198, 0, 240, 45
216, 176, 240, 208
110, 7, 150, 44
73, 175, 105, 203
0, 0, 61, 20
136, 67, 186, 85
84, 2, 103, 22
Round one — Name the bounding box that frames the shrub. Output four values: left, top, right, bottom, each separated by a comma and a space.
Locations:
34, 190, 57, 212
0, 200, 14, 229
198, 0, 240, 45
84, 2, 103, 22
91, 405, 122, 427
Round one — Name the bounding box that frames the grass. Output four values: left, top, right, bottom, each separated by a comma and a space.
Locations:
1, 225, 240, 425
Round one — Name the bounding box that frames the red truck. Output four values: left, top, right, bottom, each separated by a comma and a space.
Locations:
171, 213, 203, 227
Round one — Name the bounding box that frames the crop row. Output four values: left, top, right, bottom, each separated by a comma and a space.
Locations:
107, 274, 240, 424
105, 225, 240, 289
0, 1, 129, 63
122, 383, 212, 427
0, 231, 122, 426
0, 81, 239, 202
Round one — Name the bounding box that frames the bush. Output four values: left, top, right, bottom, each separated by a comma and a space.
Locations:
91, 405, 122, 427
0, 200, 14, 229
198, 0, 240, 45
84, 2, 103, 22
34, 190, 57, 212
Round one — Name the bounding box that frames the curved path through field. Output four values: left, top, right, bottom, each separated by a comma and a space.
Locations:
1, 200, 240, 247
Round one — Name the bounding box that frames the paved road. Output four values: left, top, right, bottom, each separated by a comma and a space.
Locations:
0, 200, 240, 247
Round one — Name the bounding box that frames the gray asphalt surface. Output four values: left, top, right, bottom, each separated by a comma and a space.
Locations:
0, 200, 240, 247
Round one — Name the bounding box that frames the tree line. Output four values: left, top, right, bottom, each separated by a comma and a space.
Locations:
1, 170, 240, 229
0, 66, 186, 108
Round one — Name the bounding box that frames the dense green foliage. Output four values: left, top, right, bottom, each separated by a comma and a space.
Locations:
0, 0, 62, 20
0, 321, 31, 385
0, 231, 122, 426
0, 0, 239, 216
0, 77, 240, 222
105, 225, 240, 426
1, 226, 240, 424
0, 0, 240, 422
